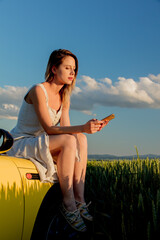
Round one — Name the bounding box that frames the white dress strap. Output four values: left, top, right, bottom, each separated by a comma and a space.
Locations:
38, 84, 49, 105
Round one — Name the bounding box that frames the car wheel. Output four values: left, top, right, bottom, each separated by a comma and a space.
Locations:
45, 210, 80, 240
31, 183, 82, 240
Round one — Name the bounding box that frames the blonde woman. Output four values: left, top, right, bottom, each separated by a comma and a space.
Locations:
8, 49, 109, 232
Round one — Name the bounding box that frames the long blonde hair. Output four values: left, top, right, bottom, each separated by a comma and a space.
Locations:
45, 49, 78, 107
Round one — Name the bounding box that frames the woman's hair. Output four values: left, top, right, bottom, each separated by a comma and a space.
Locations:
45, 49, 78, 107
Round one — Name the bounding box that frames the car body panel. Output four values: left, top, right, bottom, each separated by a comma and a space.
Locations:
0, 157, 24, 240
11, 156, 37, 169
0, 155, 52, 240
19, 168, 52, 240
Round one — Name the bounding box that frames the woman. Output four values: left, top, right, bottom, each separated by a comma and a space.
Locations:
8, 49, 108, 232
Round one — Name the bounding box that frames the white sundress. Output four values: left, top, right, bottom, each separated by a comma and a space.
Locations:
7, 83, 80, 183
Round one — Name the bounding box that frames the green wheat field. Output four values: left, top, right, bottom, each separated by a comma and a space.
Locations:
85, 154, 160, 240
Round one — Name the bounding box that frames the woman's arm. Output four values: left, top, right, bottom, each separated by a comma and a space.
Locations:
60, 100, 71, 127
29, 85, 107, 135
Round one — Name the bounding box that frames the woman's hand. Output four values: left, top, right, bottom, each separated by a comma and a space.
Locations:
83, 119, 109, 134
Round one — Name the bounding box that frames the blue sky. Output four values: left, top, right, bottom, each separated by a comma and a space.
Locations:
0, 0, 160, 156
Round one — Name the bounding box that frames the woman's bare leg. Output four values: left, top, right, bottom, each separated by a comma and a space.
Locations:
73, 133, 88, 203
49, 134, 77, 212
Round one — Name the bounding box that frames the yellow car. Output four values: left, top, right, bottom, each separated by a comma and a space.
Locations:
0, 129, 79, 240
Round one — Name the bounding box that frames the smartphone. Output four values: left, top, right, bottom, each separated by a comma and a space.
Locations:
101, 114, 115, 121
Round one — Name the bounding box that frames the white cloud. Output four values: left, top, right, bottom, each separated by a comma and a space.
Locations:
0, 73, 160, 119
101, 78, 112, 85
72, 86, 82, 94
71, 73, 160, 111
2, 104, 19, 111
148, 73, 160, 83
81, 110, 97, 116
0, 85, 28, 119
81, 75, 100, 90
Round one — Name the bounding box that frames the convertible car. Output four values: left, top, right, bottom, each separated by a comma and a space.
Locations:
0, 129, 80, 240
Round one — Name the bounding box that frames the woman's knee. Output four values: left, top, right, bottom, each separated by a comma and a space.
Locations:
49, 134, 76, 154
63, 134, 77, 150
77, 133, 87, 148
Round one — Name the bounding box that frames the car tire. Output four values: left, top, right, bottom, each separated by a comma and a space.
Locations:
31, 183, 82, 240
45, 210, 81, 240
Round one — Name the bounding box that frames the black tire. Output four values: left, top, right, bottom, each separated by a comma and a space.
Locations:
45, 211, 81, 240
31, 183, 83, 240
31, 183, 61, 240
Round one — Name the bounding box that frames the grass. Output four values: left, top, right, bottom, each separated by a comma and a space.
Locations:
85, 157, 160, 240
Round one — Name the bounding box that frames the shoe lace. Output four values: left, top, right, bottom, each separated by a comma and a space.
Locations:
70, 209, 81, 223
80, 201, 92, 210
85, 201, 92, 208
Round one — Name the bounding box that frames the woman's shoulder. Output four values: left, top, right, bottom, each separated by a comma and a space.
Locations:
30, 83, 45, 94
25, 83, 46, 102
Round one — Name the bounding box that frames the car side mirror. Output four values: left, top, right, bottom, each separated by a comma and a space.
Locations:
0, 129, 14, 154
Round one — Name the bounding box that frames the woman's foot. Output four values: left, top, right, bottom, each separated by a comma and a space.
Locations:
76, 201, 93, 221
59, 203, 87, 232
